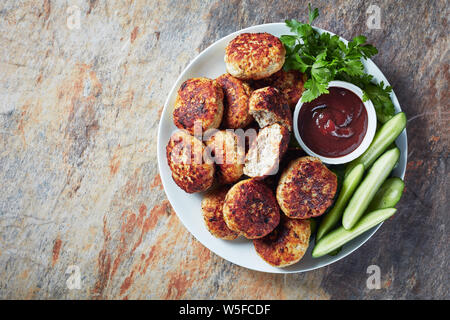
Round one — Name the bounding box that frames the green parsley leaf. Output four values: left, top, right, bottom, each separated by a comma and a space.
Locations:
281, 6, 396, 121
341, 58, 364, 76
302, 78, 329, 102
363, 82, 395, 123
308, 4, 319, 24
280, 35, 297, 47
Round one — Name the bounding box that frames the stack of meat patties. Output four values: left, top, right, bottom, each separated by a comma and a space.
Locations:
166, 33, 337, 267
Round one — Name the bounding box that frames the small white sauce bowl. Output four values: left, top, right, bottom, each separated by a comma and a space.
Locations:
293, 80, 377, 165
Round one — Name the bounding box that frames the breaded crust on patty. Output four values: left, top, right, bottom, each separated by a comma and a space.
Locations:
252, 70, 307, 109
166, 130, 214, 193
202, 186, 239, 240
216, 73, 253, 129
249, 86, 293, 131
205, 130, 245, 184
253, 216, 311, 267
223, 179, 280, 239
173, 77, 224, 135
225, 33, 285, 80
276, 157, 337, 219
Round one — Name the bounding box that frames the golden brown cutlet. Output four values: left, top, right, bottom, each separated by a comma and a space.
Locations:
253, 216, 311, 267
276, 156, 337, 219
216, 73, 253, 129
223, 179, 280, 239
252, 69, 307, 109
244, 123, 290, 179
202, 186, 239, 240
205, 130, 245, 184
249, 86, 293, 131
225, 33, 285, 80
166, 130, 214, 193
173, 77, 224, 135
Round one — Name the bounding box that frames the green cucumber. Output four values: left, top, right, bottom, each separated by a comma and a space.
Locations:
315, 176, 404, 257
346, 112, 406, 176
367, 177, 404, 212
327, 247, 342, 256
316, 164, 365, 241
312, 208, 397, 258
342, 148, 400, 229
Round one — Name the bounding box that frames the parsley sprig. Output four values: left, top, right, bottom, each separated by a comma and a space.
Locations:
281, 4, 395, 122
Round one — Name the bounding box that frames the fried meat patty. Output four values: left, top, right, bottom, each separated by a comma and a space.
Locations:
276, 157, 337, 219
205, 130, 245, 184
225, 33, 285, 80
249, 86, 293, 131
202, 186, 239, 240
173, 77, 224, 135
252, 70, 307, 109
223, 179, 280, 239
244, 123, 290, 179
166, 130, 214, 193
216, 73, 253, 129
253, 216, 311, 267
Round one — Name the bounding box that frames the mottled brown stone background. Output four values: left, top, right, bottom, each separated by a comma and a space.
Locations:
0, 0, 448, 299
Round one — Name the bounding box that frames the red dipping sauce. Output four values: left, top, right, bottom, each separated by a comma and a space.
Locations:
298, 87, 368, 158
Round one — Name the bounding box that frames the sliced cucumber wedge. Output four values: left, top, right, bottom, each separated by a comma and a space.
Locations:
317, 164, 365, 240
346, 112, 406, 176
367, 177, 404, 212
312, 208, 397, 258
342, 148, 400, 230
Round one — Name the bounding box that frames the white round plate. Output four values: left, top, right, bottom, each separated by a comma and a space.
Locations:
157, 23, 407, 273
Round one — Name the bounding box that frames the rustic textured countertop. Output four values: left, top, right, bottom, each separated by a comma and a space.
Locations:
0, 0, 448, 299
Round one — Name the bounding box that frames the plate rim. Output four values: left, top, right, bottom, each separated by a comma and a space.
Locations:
157, 22, 407, 273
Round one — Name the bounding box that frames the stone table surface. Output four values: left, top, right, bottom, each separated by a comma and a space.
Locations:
0, 0, 448, 300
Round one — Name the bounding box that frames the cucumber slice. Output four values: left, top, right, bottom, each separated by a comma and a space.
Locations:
346, 112, 406, 176
367, 177, 404, 212
316, 164, 365, 240
327, 247, 342, 256
342, 148, 400, 229
312, 208, 396, 258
